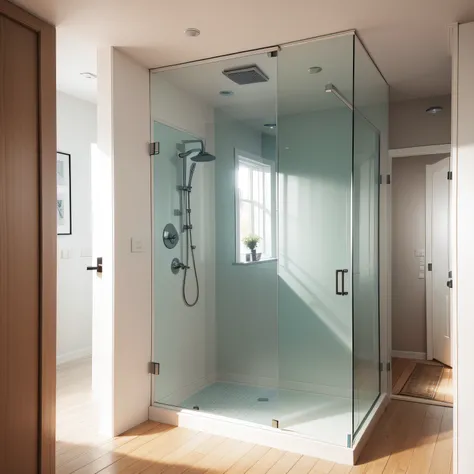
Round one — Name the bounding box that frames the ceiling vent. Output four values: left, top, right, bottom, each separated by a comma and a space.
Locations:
222, 64, 269, 85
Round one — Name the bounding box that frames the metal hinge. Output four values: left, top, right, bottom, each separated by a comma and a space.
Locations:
379, 175, 383, 185
272, 419, 280, 428
448, 270, 452, 278
386, 174, 391, 185
268, 50, 278, 58
428, 263, 433, 271
149, 362, 160, 375
387, 362, 391, 372
380, 361, 391, 372
149, 142, 160, 156
447, 171, 453, 180
447, 280, 453, 289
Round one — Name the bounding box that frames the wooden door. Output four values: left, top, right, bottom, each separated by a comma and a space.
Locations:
0, 1, 56, 472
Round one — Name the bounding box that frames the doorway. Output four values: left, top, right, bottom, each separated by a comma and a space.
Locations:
55, 88, 108, 462
390, 147, 453, 406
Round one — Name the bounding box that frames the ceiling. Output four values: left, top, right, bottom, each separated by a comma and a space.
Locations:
13, 0, 474, 104
151, 35, 355, 130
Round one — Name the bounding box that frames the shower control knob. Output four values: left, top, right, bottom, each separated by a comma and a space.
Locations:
171, 258, 189, 274
163, 223, 179, 249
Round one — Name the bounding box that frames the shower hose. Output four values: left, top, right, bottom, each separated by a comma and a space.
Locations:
182, 189, 200, 307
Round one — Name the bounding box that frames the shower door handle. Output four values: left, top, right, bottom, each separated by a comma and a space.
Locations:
336, 269, 348, 296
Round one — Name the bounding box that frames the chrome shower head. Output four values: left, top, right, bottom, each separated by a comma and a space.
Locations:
188, 162, 197, 188
177, 139, 216, 162
190, 151, 216, 162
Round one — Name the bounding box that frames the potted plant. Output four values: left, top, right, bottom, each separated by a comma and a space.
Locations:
242, 234, 261, 262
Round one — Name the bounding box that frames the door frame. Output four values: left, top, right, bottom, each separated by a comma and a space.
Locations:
0, 1, 56, 472
387, 143, 451, 397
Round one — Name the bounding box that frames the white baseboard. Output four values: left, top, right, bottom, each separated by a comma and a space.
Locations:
391, 350, 426, 360
57, 346, 92, 365
149, 404, 354, 465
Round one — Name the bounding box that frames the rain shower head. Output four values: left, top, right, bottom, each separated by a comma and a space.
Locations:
190, 151, 216, 162
178, 139, 216, 162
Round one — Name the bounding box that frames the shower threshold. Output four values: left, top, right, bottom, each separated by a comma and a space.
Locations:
149, 384, 388, 466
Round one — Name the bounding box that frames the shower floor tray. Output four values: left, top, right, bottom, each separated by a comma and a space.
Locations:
177, 381, 352, 447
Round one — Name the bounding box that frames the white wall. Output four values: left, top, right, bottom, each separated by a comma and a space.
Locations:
112, 49, 152, 435
95, 47, 152, 437
389, 95, 451, 149
454, 21, 474, 474
56, 91, 96, 364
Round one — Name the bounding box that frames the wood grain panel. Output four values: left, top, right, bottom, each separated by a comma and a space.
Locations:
0, 0, 56, 471
0, 13, 39, 473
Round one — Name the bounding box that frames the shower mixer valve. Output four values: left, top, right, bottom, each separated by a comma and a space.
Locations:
171, 257, 189, 274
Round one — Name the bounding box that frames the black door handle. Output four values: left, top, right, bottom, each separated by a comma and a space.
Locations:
341, 269, 348, 295
87, 257, 103, 273
336, 269, 349, 295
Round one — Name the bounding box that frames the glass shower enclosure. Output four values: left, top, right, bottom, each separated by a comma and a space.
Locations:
150, 32, 388, 448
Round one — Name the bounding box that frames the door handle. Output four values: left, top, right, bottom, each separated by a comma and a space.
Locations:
87, 257, 103, 273
336, 269, 349, 296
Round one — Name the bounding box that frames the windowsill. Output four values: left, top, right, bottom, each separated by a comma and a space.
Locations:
232, 257, 278, 266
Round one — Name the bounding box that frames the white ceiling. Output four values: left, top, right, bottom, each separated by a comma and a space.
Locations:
13, 0, 474, 103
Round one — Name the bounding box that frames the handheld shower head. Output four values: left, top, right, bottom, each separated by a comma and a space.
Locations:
188, 163, 197, 188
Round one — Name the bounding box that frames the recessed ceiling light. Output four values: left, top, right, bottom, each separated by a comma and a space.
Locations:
185, 28, 200, 37
426, 106, 443, 114
264, 123, 277, 129
219, 90, 234, 96
80, 72, 97, 79
308, 66, 323, 74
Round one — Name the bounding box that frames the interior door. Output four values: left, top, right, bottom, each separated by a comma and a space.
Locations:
426, 157, 451, 367
0, 14, 40, 473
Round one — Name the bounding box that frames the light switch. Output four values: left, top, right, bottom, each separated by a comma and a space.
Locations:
419, 257, 425, 265
415, 249, 425, 257
131, 238, 144, 253
418, 271, 425, 279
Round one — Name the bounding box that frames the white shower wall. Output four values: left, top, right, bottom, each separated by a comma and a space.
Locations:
151, 74, 217, 404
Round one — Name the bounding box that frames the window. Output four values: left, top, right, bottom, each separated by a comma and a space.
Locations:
235, 149, 275, 262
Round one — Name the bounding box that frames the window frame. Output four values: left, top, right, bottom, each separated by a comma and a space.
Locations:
234, 148, 276, 263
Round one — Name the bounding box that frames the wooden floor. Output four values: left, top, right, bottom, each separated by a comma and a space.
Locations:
392, 358, 453, 405
57, 358, 453, 474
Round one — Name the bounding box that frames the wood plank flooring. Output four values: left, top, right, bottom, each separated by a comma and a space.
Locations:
57, 358, 453, 474
392, 358, 453, 405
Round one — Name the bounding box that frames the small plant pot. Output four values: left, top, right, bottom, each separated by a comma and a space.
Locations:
251, 249, 257, 261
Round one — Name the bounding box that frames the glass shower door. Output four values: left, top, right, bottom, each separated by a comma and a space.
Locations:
276, 35, 354, 447
352, 111, 381, 438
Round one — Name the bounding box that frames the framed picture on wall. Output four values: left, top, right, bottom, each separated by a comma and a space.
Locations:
57, 151, 72, 235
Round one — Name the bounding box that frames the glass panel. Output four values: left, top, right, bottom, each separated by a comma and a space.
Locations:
151, 51, 278, 426
277, 35, 354, 446
352, 112, 380, 435
152, 121, 205, 406
352, 35, 388, 439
